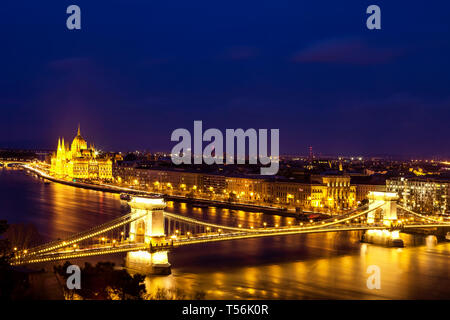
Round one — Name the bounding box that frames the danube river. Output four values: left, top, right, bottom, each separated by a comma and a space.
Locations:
1, 169, 449, 299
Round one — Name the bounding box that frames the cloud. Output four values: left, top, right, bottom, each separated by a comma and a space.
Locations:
292, 38, 403, 65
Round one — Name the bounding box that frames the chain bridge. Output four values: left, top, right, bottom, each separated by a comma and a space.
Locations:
10, 192, 450, 274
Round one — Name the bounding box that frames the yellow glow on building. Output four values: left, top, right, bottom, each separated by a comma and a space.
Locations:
50, 125, 112, 181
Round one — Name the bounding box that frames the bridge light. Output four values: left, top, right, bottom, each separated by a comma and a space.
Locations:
300, 223, 303, 226
263, 222, 267, 227
218, 229, 222, 233
309, 220, 313, 223
275, 224, 279, 228
13, 247, 17, 251
238, 224, 242, 228
23, 250, 28, 254
175, 229, 179, 234
250, 226, 254, 229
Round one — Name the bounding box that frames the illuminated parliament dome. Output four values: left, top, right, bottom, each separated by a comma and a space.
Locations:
71, 125, 88, 154
50, 125, 112, 181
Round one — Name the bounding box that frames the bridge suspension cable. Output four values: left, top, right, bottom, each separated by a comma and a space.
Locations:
164, 203, 380, 234
164, 211, 259, 232
26, 211, 148, 255
397, 205, 450, 224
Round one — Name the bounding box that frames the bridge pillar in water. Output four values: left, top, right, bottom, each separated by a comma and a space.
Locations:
126, 197, 171, 275
365, 192, 403, 247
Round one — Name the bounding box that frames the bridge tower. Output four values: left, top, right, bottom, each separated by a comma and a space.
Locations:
365, 191, 403, 247
367, 191, 399, 225
125, 197, 171, 275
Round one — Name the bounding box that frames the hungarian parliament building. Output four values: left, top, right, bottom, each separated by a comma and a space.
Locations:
50, 126, 113, 181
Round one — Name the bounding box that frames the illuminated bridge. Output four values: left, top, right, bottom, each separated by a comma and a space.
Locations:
0, 160, 28, 168
10, 192, 450, 274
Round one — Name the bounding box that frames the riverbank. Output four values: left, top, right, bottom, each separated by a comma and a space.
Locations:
23, 165, 318, 219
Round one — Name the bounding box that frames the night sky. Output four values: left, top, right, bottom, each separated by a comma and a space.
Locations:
1, 1, 450, 158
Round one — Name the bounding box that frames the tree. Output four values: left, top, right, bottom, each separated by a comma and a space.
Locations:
54, 261, 146, 300
0, 220, 30, 300
0, 220, 10, 264
4, 223, 43, 250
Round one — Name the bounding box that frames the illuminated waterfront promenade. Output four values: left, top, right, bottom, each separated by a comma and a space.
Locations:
21, 163, 312, 217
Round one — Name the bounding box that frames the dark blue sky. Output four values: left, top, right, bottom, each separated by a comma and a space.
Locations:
1, 1, 450, 157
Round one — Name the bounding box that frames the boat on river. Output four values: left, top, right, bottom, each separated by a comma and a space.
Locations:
120, 193, 132, 201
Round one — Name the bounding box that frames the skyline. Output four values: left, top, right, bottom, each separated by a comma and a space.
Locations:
1, 123, 448, 161
1, 1, 450, 157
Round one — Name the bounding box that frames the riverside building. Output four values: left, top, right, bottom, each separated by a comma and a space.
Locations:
50, 126, 113, 181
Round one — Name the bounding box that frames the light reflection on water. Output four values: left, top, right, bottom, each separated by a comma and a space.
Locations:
1, 169, 449, 299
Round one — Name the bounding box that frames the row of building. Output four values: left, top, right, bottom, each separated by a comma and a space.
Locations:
113, 167, 450, 214
386, 177, 449, 215
113, 165, 388, 210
